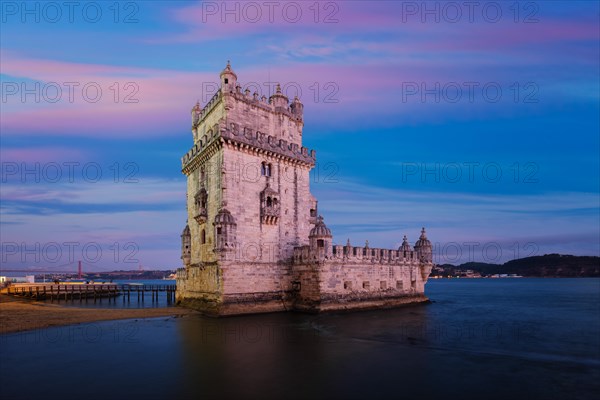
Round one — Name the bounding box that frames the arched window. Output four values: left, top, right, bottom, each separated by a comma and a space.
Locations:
200, 166, 205, 183
261, 162, 272, 177
267, 197, 273, 207
201, 229, 206, 244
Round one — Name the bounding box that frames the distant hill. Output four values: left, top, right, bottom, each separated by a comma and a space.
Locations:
434, 254, 599, 277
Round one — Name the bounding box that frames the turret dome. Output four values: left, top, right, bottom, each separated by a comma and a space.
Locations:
309, 216, 332, 238
214, 208, 236, 225
414, 227, 431, 248
219, 60, 237, 80
181, 224, 190, 237
399, 235, 412, 252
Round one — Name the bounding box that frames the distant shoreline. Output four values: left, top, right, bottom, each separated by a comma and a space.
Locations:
0, 295, 197, 334
429, 276, 600, 279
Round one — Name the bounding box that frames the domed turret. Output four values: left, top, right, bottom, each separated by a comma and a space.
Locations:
399, 235, 412, 256
181, 224, 191, 266
214, 208, 236, 225
269, 83, 289, 110
290, 96, 303, 120
191, 100, 201, 126
414, 227, 432, 263
309, 215, 332, 238
220, 61, 237, 93
309, 216, 332, 261
213, 207, 237, 256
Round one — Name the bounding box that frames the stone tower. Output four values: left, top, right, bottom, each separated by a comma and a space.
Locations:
177, 63, 433, 315
177, 62, 317, 314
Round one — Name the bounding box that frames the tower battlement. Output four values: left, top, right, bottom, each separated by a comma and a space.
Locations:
181, 125, 316, 172
176, 63, 433, 315
191, 84, 304, 131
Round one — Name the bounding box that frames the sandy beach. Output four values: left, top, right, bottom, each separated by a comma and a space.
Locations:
0, 294, 198, 334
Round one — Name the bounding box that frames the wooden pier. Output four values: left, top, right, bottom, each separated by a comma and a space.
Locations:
4, 284, 176, 304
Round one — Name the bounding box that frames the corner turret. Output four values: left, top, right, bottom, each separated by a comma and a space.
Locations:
191, 101, 201, 127
220, 61, 237, 93
290, 96, 304, 120
414, 228, 432, 263
213, 206, 237, 259
269, 83, 289, 111
399, 235, 412, 257
309, 216, 332, 260
181, 224, 191, 266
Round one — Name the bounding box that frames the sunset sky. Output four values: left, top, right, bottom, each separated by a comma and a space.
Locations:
1, 1, 598, 271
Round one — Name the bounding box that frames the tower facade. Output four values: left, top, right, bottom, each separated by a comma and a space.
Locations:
177, 63, 432, 315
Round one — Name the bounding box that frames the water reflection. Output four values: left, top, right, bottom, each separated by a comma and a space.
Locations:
1, 279, 598, 400
175, 305, 439, 399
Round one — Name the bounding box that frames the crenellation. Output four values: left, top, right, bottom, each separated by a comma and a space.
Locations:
177, 63, 433, 315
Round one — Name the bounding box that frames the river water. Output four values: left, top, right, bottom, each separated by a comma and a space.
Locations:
1, 278, 598, 399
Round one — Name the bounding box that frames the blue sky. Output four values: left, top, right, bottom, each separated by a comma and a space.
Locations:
1, 1, 598, 271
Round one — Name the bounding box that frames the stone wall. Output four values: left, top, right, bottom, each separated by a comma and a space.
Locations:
222, 144, 314, 264
292, 260, 430, 312
177, 261, 295, 315
185, 149, 224, 265
176, 263, 222, 314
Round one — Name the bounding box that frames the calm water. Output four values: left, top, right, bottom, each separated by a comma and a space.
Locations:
1, 278, 598, 400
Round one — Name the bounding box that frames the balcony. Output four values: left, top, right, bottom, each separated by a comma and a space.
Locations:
194, 208, 208, 224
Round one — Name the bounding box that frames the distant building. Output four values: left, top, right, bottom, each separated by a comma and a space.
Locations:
455, 269, 482, 278
4, 276, 35, 283
176, 63, 433, 315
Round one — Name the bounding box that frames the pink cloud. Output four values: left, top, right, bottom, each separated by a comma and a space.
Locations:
1, 52, 217, 137
156, 1, 598, 49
